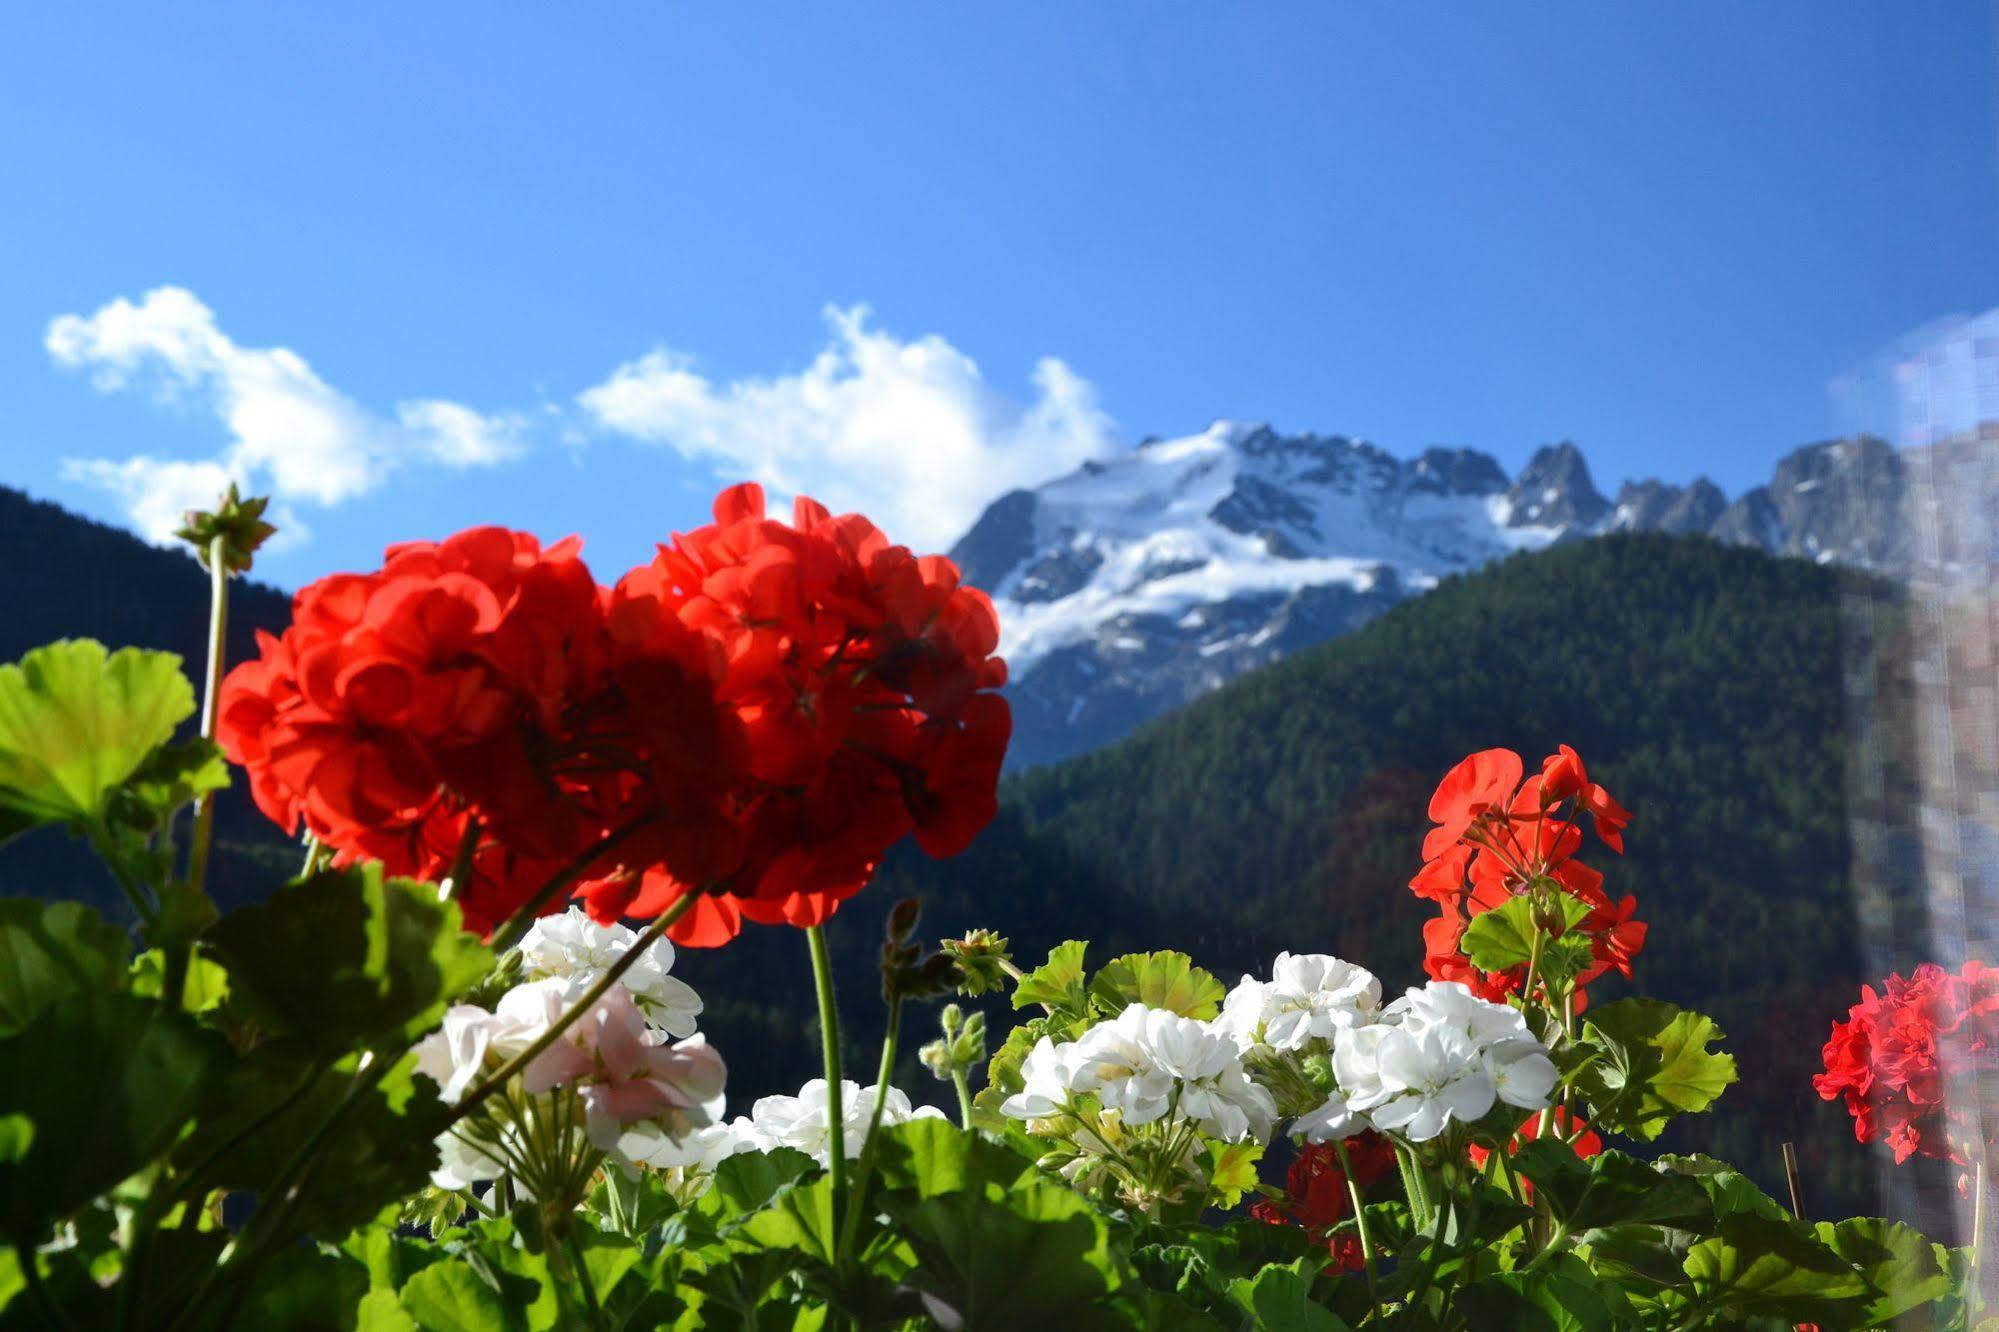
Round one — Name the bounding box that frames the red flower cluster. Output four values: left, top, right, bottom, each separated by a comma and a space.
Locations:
217, 484, 1009, 944
1408, 745, 1643, 1009
1249, 1133, 1397, 1273
579, 484, 1010, 943
1814, 960, 1999, 1166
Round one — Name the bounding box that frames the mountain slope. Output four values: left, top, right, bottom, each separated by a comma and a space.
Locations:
958, 424, 1921, 768
875, 532, 1899, 1215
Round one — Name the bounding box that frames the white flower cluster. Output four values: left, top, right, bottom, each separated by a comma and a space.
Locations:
519, 910, 704, 1038
1309, 981, 1559, 1143
1001, 1003, 1278, 1142
414, 909, 726, 1192
999, 952, 1558, 1194
1222, 952, 1382, 1053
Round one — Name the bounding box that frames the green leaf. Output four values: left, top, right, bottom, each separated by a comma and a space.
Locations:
869, 1119, 1131, 1329
1815, 1217, 1951, 1324
1088, 950, 1226, 1020
885, 1172, 1128, 1329
399, 1257, 536, 1332
204, 862, 493, 1052
0, 640, 194, 842
130, 949, 232, 1014
1460, 893, 1589, 975
0, 1114, 32, 1163
115, 739, 230, 833
697, 1146, 818, 1223
1014, 940, 1090, 1016
738, 1173, 842, 1265
0, 898, 129, 1037
1653, 1153, 1789, 1226
1510, 1144, 1712, 1233
1462, 1252, 1627, 1332
0, 990, 224, 1241
1573, 998, 1736, 1141
1682, 1213, 1871, 1322
1203, 1139, 1263, 1209
174, 1043, 443, 1245
1225, 1258, 1350, 1331
872, 1117, 1036, 1199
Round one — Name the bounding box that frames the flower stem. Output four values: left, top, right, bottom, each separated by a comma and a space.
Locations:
1973, 1158, 1987, 1299
182, 534, 230, 906
807, 923, 848, 1203
446, 893, 698, 1128
837, 996, 902, 1262
951, 1068, 974, 1128
1333, 1138, 1381, 1318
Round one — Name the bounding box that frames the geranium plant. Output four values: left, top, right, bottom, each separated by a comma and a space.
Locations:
0, 484, 1984, 1329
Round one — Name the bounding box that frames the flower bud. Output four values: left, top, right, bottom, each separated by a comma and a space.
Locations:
943, 928, 1014, 997
175, 483, 278, 575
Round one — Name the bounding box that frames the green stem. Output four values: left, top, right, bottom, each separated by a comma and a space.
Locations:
487, 813, 663, 951
837, 996, 903, 1262
1973, 1159, 1986, 1299
182, 534, 230, 906
1333, 1138, 1382, 1321
807, 924, 848, 1205
565, 1229, 609, 1331
446, 893, 698, 1128
951, 1068, 974, 1128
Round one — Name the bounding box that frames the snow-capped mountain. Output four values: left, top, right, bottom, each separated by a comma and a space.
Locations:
952, 421, 1950, 769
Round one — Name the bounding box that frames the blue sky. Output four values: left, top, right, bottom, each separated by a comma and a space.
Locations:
3, 3, 1995, 586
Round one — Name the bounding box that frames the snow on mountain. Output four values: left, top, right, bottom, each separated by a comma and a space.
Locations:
952, 421, 1587, 767
953, 420, 1949, 769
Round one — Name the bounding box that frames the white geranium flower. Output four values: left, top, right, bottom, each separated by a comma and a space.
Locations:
1347, 1026, 1497, 1142
1222, 954, 1381, 1052
1220, 977, 1272, 1049
431, 1120, 516, 1190
1484, 1037, 1558, 1110
619, 1116, 748, 1173
1262, 954, 1382, 1050
413, 1005, 497, 1104
1068, 1006, 1177, 1125
1001, 1036, 1088, 1120
1132, 1009, 1275, 1142
1294, 1088, 1362, 1143
742, 1079, 943, 1168
519, 908, 703, 1038
1387, 981, 1532, 1046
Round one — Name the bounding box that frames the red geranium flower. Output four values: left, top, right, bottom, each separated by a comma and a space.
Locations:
218, 488, 1013, 944
1406, 745, 1643, 1011
1250, 1133, 1396, 1274
578, 483, 1010, 946
1816, 960, 1999, 1169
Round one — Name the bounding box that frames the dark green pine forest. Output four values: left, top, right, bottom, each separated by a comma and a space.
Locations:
0, 485, 1910, 1218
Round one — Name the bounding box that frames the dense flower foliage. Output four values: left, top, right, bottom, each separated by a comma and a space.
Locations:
1410, 744, 1644, 1009
4, 502, 1979, 1332
216, 484, 1009, 942
1815, 959, 1999, 1167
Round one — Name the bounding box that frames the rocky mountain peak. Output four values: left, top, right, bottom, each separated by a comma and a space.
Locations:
1505, 441, 1610, 529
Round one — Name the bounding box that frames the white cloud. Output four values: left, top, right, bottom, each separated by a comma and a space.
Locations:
579, 305, 1118, 551
48, 286, 524, 544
